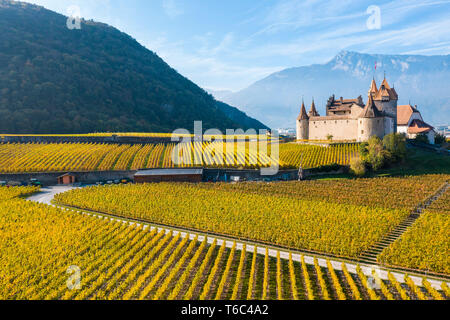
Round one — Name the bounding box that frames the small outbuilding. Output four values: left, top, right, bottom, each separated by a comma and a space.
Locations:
57, 173, 76, 185
134, 168, 203, 183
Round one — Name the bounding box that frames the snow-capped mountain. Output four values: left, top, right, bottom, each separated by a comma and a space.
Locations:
218, 51, 450, 128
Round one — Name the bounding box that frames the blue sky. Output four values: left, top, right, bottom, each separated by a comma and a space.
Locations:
20, 0, 450, 91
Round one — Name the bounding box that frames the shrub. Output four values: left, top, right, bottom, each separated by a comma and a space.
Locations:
350, 157, 366, 176
414, 133, 429, 144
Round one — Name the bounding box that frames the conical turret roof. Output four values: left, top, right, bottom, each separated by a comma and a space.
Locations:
308, 99, 320, 117
297, 100, 309, 120
360, 95, 382, 118
374, 77, 398, 100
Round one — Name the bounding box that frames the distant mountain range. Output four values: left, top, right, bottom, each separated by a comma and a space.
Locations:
213, 51, 450, 128
0, 0, 267, 134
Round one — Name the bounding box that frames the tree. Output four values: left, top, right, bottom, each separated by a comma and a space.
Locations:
383, 133, 406, 162
434, 133, 446, 145
366, 136, 387, 171
359, 142, 369, 162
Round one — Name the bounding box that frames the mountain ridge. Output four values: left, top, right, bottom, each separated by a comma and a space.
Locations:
219, 50, 450, 128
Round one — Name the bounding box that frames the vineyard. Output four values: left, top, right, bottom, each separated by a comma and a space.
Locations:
0, 142, 357, 173
197, 175, 450, 210
0, 191, 447, 300
279, 143, 359, 168
54, 183, 411, 258
0, 186, 39, 201
379, 188, 450, 274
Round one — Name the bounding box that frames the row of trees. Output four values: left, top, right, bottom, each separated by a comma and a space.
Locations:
350, 133, 407, 176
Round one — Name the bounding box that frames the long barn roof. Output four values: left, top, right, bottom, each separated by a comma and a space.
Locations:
135, 168, 204, 176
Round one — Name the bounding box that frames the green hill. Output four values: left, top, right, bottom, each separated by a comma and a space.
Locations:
0, 0, 268, 134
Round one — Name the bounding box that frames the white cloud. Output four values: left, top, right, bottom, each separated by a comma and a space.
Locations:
142, 37, 283, 91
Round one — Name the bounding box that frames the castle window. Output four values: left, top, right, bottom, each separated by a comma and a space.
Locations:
361, 130, 364, 134
335, 121, 337, 124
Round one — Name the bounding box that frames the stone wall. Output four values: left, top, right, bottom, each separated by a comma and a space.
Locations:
357, 117, 386, 141
0, 170, 136, 186
0, 167, 349, 186
308, 118, 358, 141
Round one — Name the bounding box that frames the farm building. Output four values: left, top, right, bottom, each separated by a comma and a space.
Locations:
134, 168, 203, 183
57, 173, 76, 185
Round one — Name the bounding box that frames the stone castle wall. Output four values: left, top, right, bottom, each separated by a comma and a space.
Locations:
308, 118, 358, 141
357, 117, 386, 141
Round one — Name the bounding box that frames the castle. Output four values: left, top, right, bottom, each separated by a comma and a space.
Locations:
296, 78, 398, 142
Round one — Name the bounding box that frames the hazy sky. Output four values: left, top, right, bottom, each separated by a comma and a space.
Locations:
19, 0, 450, 91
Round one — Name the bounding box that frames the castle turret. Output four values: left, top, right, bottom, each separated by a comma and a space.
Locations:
358, 95, 385, 141
296, 100, 309, 140
308, 99, 320, 117
373, 77, 398, 133
368, 78, 378, 99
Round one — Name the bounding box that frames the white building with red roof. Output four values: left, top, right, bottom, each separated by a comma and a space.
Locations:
397, 104, 435, 144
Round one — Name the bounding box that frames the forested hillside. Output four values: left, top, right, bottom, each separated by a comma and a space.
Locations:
0, 0, 268, 133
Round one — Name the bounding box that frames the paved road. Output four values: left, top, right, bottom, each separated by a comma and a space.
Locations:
27, 185, 80, 205
28, 186, 449, 291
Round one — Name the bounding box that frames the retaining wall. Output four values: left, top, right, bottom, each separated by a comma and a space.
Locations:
0, 170, 136, 186
0, 167, 347, 186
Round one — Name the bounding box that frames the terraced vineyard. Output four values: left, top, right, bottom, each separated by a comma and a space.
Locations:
379, 186, 450, 274
0, 142, 357, 172
0, 192, 447, 300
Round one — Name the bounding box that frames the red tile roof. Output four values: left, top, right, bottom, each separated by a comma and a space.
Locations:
407, 119, 434, 134
397, 104, 420, 126
373, 78, 398, 100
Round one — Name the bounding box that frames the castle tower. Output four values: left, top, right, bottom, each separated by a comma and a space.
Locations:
368, 78, 378, 99
372, 76, 398, 133
358, 95, 384, 142
296, 100, 309, 140
308, 98, 320, 117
